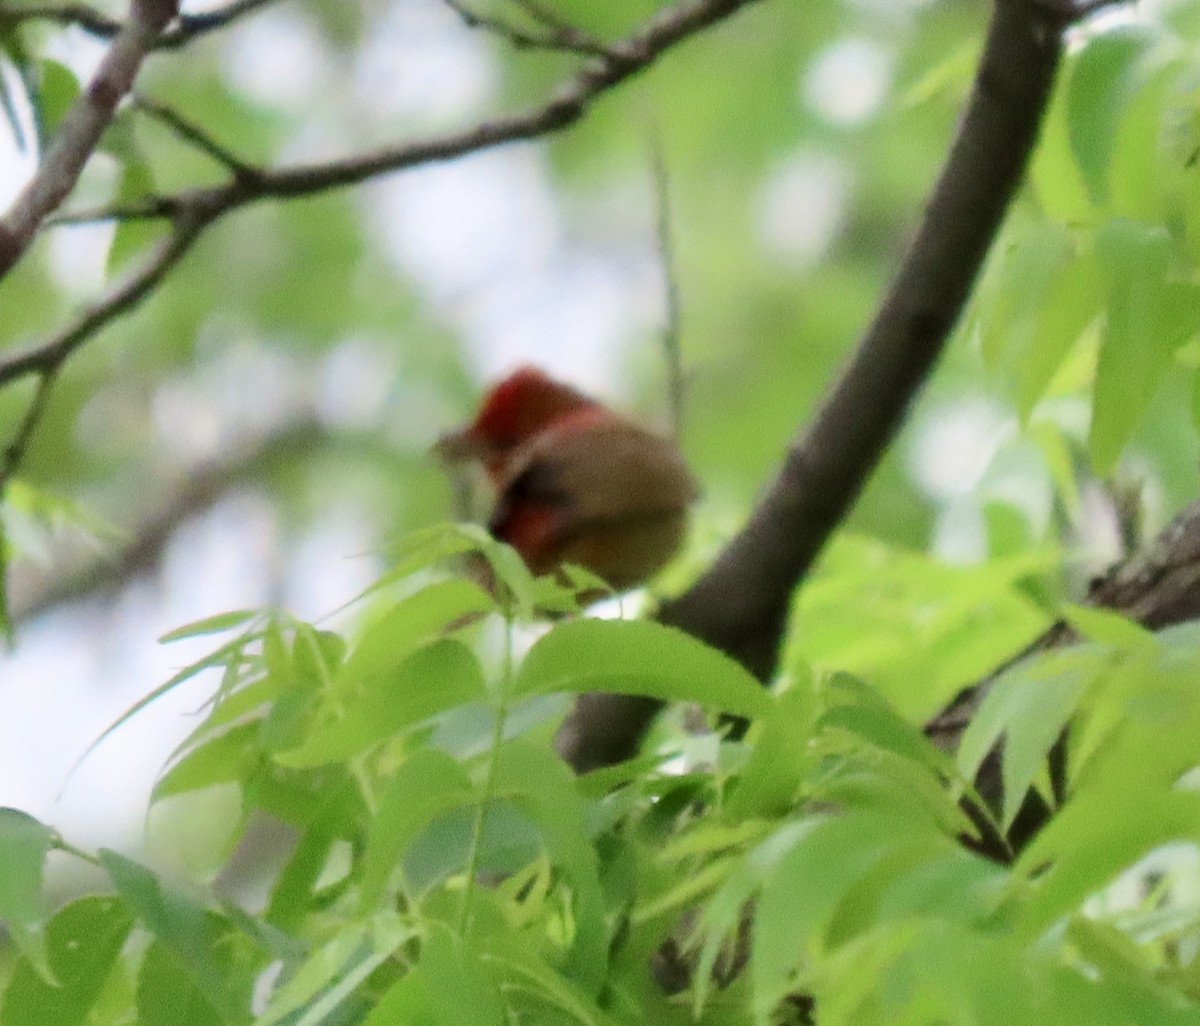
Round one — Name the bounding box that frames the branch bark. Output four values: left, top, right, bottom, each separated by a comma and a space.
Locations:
0, 0, 277, 49
928, 496, 1200, 750
556, 0, 1121, 772
0, 218, 202, 388
0, 0, 766, 389
0, 0, 179, 280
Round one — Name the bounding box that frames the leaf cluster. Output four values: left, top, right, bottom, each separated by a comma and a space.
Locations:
1, 526, 1199, 1024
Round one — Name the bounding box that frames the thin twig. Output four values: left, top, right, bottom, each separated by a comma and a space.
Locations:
648, 125, 685, 442
0, 369, 58, 497
0, 0, 764, 513
0, 0, 118, 35
0, 215, 207, 388
0, 367, 58, 635
44, 0, 767, 233
441, 0, 608, 55
0, 209, 211, 623
0, 0, 280, 49
0, 0, 180, 280
1016, 0, 1119, 19
131, 93, 261, 180
46, 194, 184, 225
507, 0, 609, 55
510, 0, 597, 41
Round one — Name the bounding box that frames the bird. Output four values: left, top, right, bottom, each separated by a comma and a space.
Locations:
434, 367, 698, 593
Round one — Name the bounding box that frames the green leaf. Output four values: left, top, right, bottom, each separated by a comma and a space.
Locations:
2, 895, 133, 1026
72, 631, 260, 782
1028, 419, 1082, 521
821, 674, 956, 777
1016, 789, 1200, 941
136, 941, 225, 1026
513, 619, 772, 719
420, 925, 506, 1026
209, 677, 288, 740
278, 638, 487, 767
751, 812, 942, 1023
292, 624, 345, 690
0, 808, 54, 981
264, 826, 334, 932
480, 934, 624, 1026
107, 155, 164, 277
1060, 603, 1157, 654
153, 723, 261, 801
871, 848, 1006, 927
252, 923, 364, 1026
1031, 64, 1093, 222
956, 646, 1098, 828
692, 819, 814, 1016
492, 741, 608, 990
632, 854, 737, 924
159, 610, 260, 643
34, 58, 80, 144
100, 850, 250, 1022
1017, 248, 1102, 420
725, 673, 817, 819
333, 578, 492, 695
288, 915, 413, 1026
378, 524, 533, 613
362, 973, 439, 1026
359, 749, 475, 911
1067, 26, 1157, 206
979, 224, 1074, 369
1108, 56, 1186, 223
1088, 220, 1175, 475
1066, 917, 1165, 999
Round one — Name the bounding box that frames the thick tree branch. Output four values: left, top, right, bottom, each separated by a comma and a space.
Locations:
928, 496, 1200, 750
556, 0, 1124, 773
0, 0, 178, 281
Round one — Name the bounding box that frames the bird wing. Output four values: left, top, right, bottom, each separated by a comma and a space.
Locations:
500, 418, 694, 515
489, 418, 695, 547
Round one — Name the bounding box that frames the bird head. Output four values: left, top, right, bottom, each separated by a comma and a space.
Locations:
434, 366, 600, 477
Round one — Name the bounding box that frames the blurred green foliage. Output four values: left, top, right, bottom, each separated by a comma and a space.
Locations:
4, 527, 1200, 1023
4, 0, 1200, 1020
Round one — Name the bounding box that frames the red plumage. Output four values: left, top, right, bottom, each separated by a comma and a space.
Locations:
435, 367, 697, 591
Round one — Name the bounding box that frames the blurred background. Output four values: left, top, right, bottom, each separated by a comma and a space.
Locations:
0, 0, 1195, 874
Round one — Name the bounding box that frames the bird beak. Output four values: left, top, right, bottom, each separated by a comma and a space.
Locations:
432, 426, 492, 464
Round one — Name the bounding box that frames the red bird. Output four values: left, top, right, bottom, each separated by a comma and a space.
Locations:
435, 367, 697, 591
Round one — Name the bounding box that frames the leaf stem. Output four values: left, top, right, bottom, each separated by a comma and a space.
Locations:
459, 615, 515, 934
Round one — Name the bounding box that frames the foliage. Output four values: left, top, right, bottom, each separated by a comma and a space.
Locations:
3, 527, 1200, 1024
4, 0, 1200, 1022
